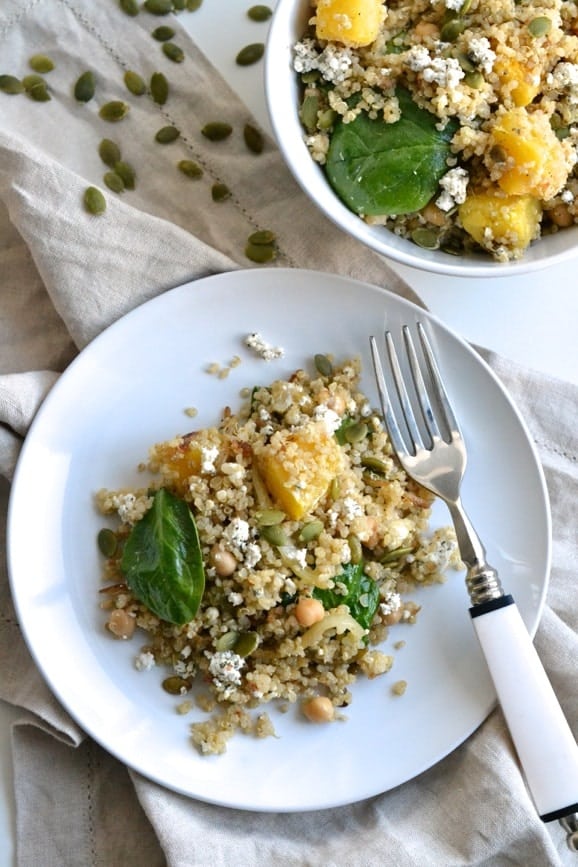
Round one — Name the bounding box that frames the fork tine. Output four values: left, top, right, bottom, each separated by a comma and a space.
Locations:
402, 325, 442, 443
369, 336, 409, 458
416, 322, 462, 440
385, 331, 425, 452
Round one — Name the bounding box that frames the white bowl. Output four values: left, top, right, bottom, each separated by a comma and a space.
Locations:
264, 0, 578, 278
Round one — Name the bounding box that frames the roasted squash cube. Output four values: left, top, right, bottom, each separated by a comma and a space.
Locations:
315, 0, 384, 48
493, 57, 540, 108
149, 433, 219, 497
459, 190, 541, 257
256, 421, 343, 520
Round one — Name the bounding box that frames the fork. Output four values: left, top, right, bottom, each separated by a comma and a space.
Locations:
370, 323, 578, 830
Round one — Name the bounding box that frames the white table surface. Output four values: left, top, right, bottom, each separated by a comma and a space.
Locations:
1, 2, 577, 864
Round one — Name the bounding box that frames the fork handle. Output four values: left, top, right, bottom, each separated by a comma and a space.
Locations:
470, 595, 578, 822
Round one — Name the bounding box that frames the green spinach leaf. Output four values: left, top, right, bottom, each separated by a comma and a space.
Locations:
313, 562, 380, 632
325, 88, 458, 216
120, 488, 205, 625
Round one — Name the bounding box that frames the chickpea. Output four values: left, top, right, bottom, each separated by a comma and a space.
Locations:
210, 544, 237, 577
420, 200, 447, 227
549, 203, 574, 228
413, 20, 440, 40
295, 596, 325, 627
107, 608, 136, 640
302, 696, 335, 723
382, 607, 404, 626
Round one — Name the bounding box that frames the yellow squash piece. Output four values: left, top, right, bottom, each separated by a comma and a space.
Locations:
256, 421, 343, 520
315, 0, 384, 48
489, 108, 568, 200
459, 190, 542, 257
493, 57, 540, 108
150, 434, 209, 498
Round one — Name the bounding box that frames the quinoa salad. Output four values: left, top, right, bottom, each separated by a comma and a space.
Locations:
96, 350, 460, 755
293, 0, 578, 261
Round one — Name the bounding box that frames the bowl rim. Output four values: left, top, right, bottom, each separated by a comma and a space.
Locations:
264, 0, 578, 278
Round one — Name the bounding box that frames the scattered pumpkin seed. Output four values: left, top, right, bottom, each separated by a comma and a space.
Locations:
255, 508, 286, 526
247, 4, 272, 22
173, 0, 186, 9
463, 70, 484, 89
162, 42, 185, 63
29, 54, 54, 73
155, 124, 180, 143
259, 524, 288, 547
103, 171, 125, 193
212, 182, 231, 201
314, 353, 333, 377
243, 122, 264, 154
152, 25, 175, 40
440, 18, 465, 42
528, 16, 551, 37
234, 631, 259, 657
21, 74, 44, 91
248, 229, 276, 245
29, 81, 51, 101
99, 100, 130, 121
97, 527, 118, 557
236, 42, 265, 66
245, 241, 276, 263
124, 70, 146, 95
98, 138, 122, 167
74, 70, 95, 102
299, 93, 320, 132
186, 0, 203, 9
119, 0, 139, 15
344, 421, 368, 444
381, 545, 414, 564
361, 456, 389, 476
144, 0, 173, 14
318, 108, 337, 130
177, 159, 203, 178
161, 675, 191, 695
411, 226, 440, 250
215, 631, 239, 652
0, 74, 24, 94
299, 520, 324, 543
114, 160, 136, 189
201, 121, 233, 141
83, 186, 106, 215
150, 71, 169, 104
329, 477, 340, 500
348, 534, 363, 565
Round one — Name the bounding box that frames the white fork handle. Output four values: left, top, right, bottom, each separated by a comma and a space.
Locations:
470, 595, 578, 821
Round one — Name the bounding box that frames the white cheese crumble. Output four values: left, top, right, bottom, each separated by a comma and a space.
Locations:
135, 651, 155, 672
466, 37, 496, 74
208, 650, 245, 695
341, 496, 364, 521
223, 517, 250, 549
292, 38, 353, 84
547, 61, 578, 96
436, 166, 469, 211
380, 592, 402, 616
245, 332, 284, 361
313, 403, 342, 434
244, 542, 262, 569
200, 445, 219, 474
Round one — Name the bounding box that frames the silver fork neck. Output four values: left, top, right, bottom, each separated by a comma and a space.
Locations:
448, 498, 504, 606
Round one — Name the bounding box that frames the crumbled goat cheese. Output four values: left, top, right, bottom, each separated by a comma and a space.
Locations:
292, 38, 352, 84
135, 651, 156, 671
200, 445, 219, 474
547, 61, 578, 98
227, 591, 244, 606
313, 404, 342, 434
423, 56, 464, 88
208, 650, 245, 694
441, 0, 463, 10
112, 492, 153, 525
341, 496, 364, 521
223, 517, 250, 549
466, 37, 496, 74
436, 166, 469, 211
380, 592, 402, 616
562, 189, 575, 203
406, 45, 431, 73
245, 332, 284, 361
292, 38, 319, 74
244, 542, 262, 569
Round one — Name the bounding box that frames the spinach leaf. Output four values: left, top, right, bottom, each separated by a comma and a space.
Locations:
325, 88, 458, 216
120, 488, 205, 625
313, 562, 380, 632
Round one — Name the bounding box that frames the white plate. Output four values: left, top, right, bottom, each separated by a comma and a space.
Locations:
7, 268, 551, 812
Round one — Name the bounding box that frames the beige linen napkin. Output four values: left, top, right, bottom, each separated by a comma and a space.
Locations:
0, 1, 576, 865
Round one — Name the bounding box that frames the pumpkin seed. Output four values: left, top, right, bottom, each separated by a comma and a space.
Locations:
177, 159, 203, 178
528, 16, 551, 37
344, 421, 368, 444
329, 477, 340, 499
348, 534, 363, 565
124, 70, 146, 95
299, 93, 319, 132
215, 631, 239, 652
317, 108, 337, 130
411, 227, 440, 250
103, 170, 125, 193
212, 182, 231, 201
463, 70, 484, 89
245, 241, 276, 263
84, 186, 106, 215
21, 74, 44, 91
114, 160, 136, 189
381, 545, 414, 564
155, 125, 180, 143
144, 0, 173, 14
150, 71, 169, 104
173, 0, 186, 9
234, 631, 259, 657
299, 520, 324, 543
152, 25, 175, 40
162, 42, 185, 63
74, 70, 95, 102
29, 82, 51, 101
201, 121, 233, 141
97, 527, 118, 557
440, 18, 465, 42
29, 54, 54, 73
361, 456, 389, 476
314, 353, 333, 377
162, 676, 191, 695
255, 508, 286, 526
455, 50, 475, 73
99, 100, 129, 121
247, 4, 272, 21
248, 229, 276, 245
243, 122, 264, 154
260, 524, 289, 547
98, 138, 122, 167
236, 42, 265, 66
119, 0, 139, 15
187, 0, 203, 9
0, 74, 24, 94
